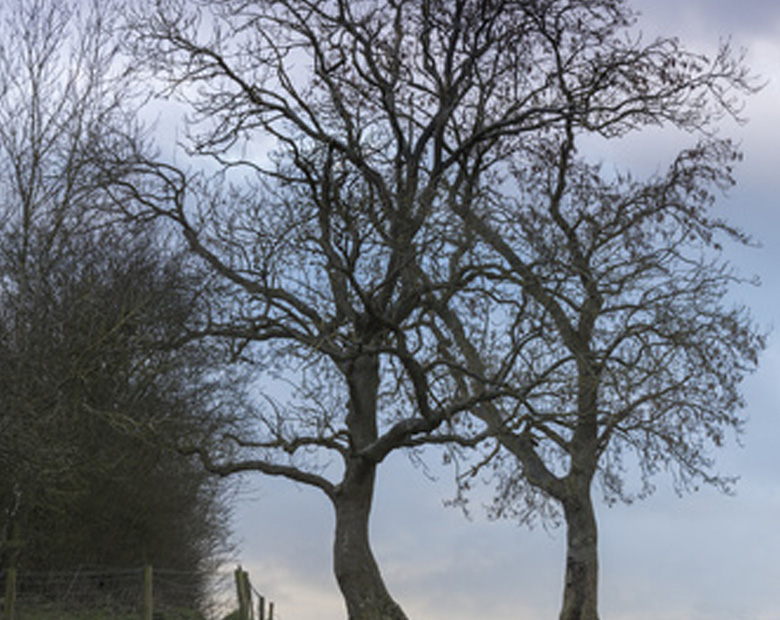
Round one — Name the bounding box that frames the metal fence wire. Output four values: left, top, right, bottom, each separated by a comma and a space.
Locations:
1, 565, 216, 619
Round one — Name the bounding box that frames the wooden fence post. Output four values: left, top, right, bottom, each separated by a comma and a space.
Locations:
3, 567, 16, 620
234, 567, 253, 620
2, 521, 23, 620
242, 571, 254, 620
143, 565, 153, 620
235, 566, 275, 620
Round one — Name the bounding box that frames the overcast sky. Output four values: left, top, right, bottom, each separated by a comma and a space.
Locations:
231, 3, 780, 619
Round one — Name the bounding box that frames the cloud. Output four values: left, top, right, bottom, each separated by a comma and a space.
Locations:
632, 0, 780, 41
599, 484, 780, 620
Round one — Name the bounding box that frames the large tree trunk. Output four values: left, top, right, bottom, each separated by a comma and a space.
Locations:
560, 482, 600, 620
331, 350, 408, 620
332, 459, 408, 620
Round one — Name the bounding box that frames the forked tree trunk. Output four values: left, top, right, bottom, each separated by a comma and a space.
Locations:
560, 482, 600, 620
332, 458, 408, 620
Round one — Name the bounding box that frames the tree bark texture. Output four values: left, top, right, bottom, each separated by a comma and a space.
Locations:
333, 460, 408, 620
331, 352, 408, 620
560, 483, 600, 620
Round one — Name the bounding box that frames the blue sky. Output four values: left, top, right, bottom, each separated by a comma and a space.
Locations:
232, 2, 780, 619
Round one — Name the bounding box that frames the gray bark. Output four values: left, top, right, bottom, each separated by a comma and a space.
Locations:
331, 351, 408, 620
333, 459, 408, 620
560, 482, 599, 620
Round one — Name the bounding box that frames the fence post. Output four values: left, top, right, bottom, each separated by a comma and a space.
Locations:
143, 565, 153, 620
234, 567, 253, 620
3, 567, 16, 620
242, 571, 254, 620
2, 521, 22, 620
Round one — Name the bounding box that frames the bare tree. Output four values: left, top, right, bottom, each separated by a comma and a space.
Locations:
415, 6, 764, 620
113, 1, 540, 617
436, 136, 763, 620
115, 1, 760, 619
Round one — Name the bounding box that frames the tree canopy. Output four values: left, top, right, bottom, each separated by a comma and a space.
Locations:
1, 1, 762, 619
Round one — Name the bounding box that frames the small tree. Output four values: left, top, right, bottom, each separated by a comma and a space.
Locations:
420, 6, 764, 620
0, 231, 231, 585
439, 138, 763, 620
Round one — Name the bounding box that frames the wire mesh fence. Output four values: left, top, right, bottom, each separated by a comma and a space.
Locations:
1, 565, 232, 620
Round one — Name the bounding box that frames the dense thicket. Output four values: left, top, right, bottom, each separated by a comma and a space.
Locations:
0, 230, 231, 605
0, 0, 232, 609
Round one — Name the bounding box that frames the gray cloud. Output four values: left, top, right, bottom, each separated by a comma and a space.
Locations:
633, 0, 780, 39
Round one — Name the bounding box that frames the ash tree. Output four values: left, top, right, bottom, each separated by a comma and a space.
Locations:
113, 1, 762, 620
116, 2, 510, 618
441, 137, 763, 620
422, 5, 764, 620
